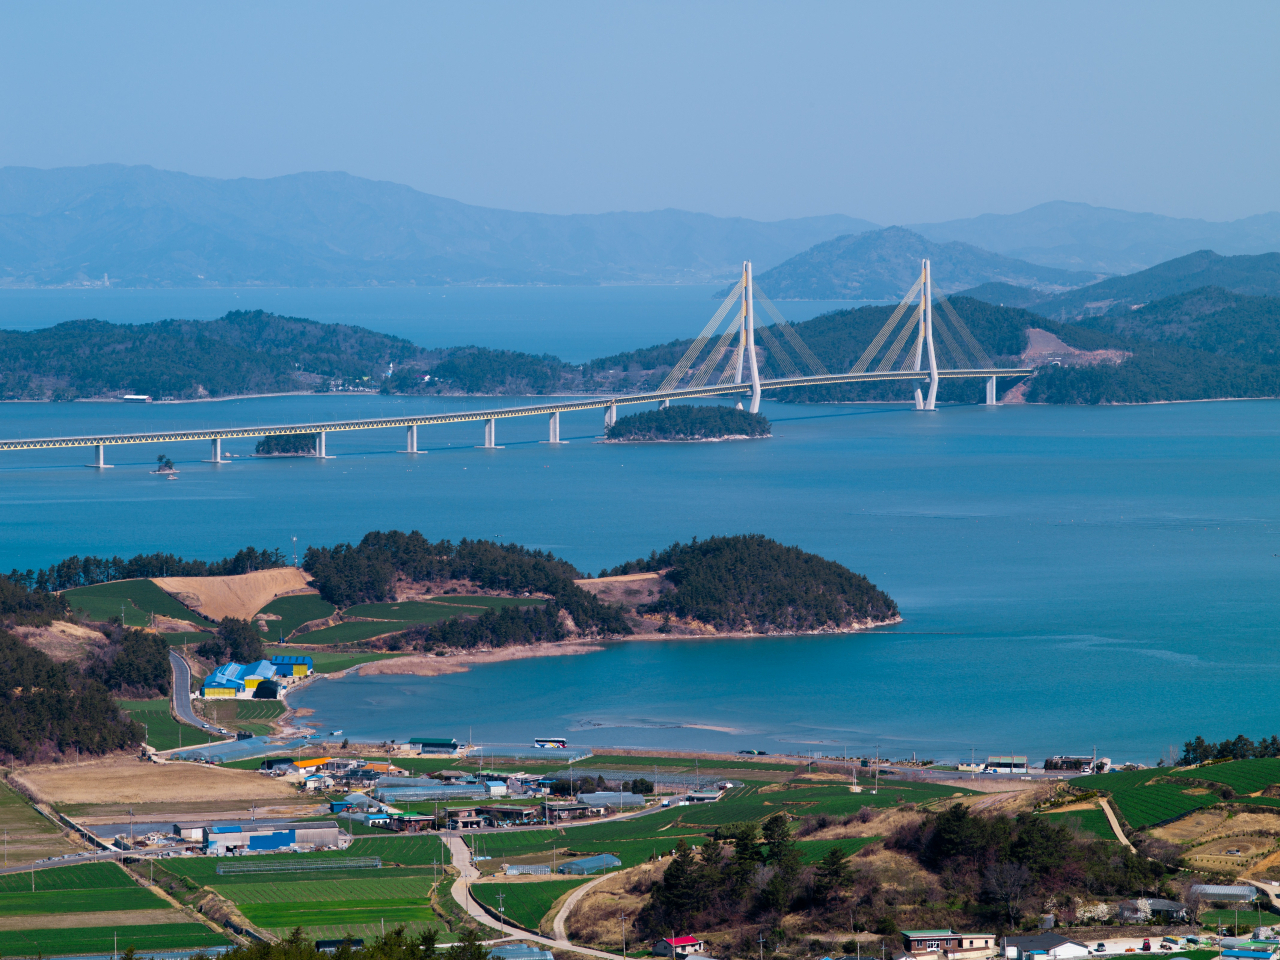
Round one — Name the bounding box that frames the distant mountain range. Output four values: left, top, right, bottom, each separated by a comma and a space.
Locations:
0, 165, 875, 287
1, 165, 1277, 290
958, 250, 1280, 319
909, 201, 1280, 275
746, 227, 1102, 299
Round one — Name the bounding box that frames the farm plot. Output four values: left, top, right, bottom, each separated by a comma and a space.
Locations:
63, 580, 216, 629
0, 885, 167, 917
0, 862, 135, 895
292, 621, 408, 644
256, 594, 336, 639
1037, 808, 1115, 840
223, 876, 436, 905
1108, 782, 1222, 829
1173, 759, 1280, 795
466, 829, 561, 860
787, 837, 881, 864
0, 782, 75, 867
117, 699, 217, 752
240, 900, 440, 931
470, 879, 586, 930
566, 836, 689, 868
0, 923, 229, 958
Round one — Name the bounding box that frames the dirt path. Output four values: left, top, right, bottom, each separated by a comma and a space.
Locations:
553, 874, 610, 942
1100, 797, 1137, 851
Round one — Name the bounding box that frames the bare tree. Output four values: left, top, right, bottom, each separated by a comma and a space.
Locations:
984, 862, 1032, 926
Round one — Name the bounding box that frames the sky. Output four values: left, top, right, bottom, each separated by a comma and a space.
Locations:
2, 1, 1278, 225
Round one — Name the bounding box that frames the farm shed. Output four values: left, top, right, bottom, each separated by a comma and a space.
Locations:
1191, 884, 1258, 902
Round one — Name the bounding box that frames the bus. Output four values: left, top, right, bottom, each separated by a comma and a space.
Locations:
534, 738, 568, 749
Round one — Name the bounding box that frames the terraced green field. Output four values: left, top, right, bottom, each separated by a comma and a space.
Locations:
1178, 759, 1280, 794
789, 836, 881, 863
0, 862, 134, 894
117, 699, 217, 751
0, 923, 229, 958
470, 879, 585, 930
1072, 768, 1225, 828
292, 621, 406, 644
63, 580, 216, 629
256, 594, 337, 638
164, 631, 210, 645
342, 601, 479, 622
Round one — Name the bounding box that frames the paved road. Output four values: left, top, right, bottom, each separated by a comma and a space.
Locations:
169, 650, 216, 734
445, 832, 623, 959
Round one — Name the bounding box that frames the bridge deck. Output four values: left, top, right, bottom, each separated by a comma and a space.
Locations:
0, 369, 1031, 451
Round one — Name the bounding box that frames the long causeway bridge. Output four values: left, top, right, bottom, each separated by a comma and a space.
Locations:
0, 260, 1031, 467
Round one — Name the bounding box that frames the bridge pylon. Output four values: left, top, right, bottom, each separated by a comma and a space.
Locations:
736, 260, 762, 413
913, 259, 939, 411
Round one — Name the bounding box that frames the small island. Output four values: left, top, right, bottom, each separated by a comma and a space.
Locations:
605, 404, 770, 442
255, 433, 318, 456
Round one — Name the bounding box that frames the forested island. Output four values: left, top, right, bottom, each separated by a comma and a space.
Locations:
605, 405, 770, 442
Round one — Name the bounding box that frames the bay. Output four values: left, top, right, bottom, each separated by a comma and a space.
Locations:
0, 286, 877, 364
2, 389, 1278, 765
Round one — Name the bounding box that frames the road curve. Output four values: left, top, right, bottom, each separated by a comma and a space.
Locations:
169, 650, 213, 733
444, 832, 623, 959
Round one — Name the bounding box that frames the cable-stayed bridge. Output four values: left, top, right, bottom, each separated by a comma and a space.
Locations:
0, 260, 1030, 467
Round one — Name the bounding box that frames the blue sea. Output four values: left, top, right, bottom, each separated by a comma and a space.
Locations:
1, 287, 1277, 765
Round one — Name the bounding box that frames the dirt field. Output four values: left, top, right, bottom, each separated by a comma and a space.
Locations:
0, 910, 185, 931
12, 756, 303, 805
800, 807, 923, 840
153, 568, 314, 621
1154, 810, 1280, 844
13, 621, 109, 664
358, 642, 606, 677
0, 781, 78, 866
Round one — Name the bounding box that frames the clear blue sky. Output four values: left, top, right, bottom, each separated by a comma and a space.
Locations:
3, 1, 1276, 224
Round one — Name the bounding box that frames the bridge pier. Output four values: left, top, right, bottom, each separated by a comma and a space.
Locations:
405, 425, 418, 453
315, 430, 334, 459
203, 438, 223, 463
986, 377, 997, 405
85, 443, 112, 468
660, 398, 669, 410
543, 411, 567, 444
604, 403, 617, 429
478, 418, 503, 449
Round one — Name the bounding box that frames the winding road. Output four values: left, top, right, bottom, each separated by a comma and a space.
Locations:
168, 650, 217, 734
444, 832, 623, 958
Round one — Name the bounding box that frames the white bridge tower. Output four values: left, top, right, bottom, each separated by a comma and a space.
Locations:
734, 260, 762, 413
913, 259, 939, 411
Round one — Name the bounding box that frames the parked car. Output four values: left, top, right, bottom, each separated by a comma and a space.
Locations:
1095, 944, 1107, 954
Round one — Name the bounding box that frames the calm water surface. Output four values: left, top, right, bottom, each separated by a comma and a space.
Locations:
2, 391, 1278, 764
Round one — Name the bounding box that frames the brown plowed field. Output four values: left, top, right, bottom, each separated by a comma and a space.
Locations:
12, 756, 301, 805
153, 568, 313, 621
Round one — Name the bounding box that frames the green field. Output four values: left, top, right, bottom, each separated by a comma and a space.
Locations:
0, 923, 229, 958
419, 596, 546, 611
1201, 907, 1279, 929
63, 579, 216, 629
1178, 759, 1280, 794
164, 631, 211, 645
257, 594, 337, 639
789, 836, 881, 863
0, 862, 135, 894
0, 782, 74, 867
470, 879, 585, 930
1073, 769, 1224, 828
292, 621, 408, 644
117, 699, 217, 751
222, 876, 438, 905
0, 885, 168, 916
274, 646, 402, 673
343, 601, 478, 622
241, 899, 441, 929
1037, 807, 1116, 840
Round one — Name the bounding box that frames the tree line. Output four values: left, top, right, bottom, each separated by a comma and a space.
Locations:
5, 546, 288, 593
606, 534, 899, 632
303, 531, 631, 637
1180, 733, 1280, 764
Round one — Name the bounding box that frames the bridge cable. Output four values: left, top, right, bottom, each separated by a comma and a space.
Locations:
690, 312, 744, 388
928, 308, 968, 369
753, 323, 802, 378
850, 274, 924, 373
876, 302, 924, 372
717, 344, 746, 385
900, 322, 925, 372
751, 285, 829, 375
659, 278, 744, 392
934, 294, 993, 368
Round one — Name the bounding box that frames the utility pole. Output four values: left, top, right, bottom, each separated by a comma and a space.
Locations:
620, 910, 627, 959
758, 932, 767, 960
497, 890, 505, 928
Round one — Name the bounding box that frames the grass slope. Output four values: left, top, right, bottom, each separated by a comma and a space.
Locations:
117, 698, 217, 751
256, 594, 337, 639
0, 782, 74, 868
292, 621, 406, 644
63, 580, 216, 628
470, 879, 587, 930
1036, 808, 1115, 840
